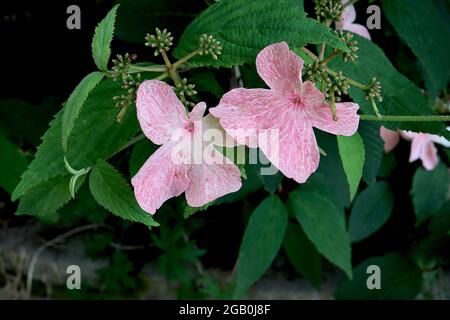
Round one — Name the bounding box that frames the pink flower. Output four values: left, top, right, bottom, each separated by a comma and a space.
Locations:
210, 42, 360, 183
336, 1, 371, 40
132, 80, 242, 214
380, 126, 450, 171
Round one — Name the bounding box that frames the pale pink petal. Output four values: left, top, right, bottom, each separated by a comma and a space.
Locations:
136, 80, 188, 145
299, 81, 326, 108
185, 145, 242, 207
209, 88, 288, 147
380, 126, 400, 153
409, 135, 427, 163
256, 42, 303, 94
420, 142, 439, 171
308, 102, 360, 136
132, 143, 190, 214
400, 130, 417, 141
202, 114, 236, 147
342, 4, 356, 24
258, 111, 320, 183
189, 102, 207, 121
344, 23, 371, 40
430, 134, 450, 148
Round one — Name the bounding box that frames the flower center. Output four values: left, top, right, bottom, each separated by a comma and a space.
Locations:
291, 95, 307, 108
185, 121, 195, 133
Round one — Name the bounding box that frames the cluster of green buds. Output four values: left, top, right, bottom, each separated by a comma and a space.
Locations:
199, 34, 222, 60
335, 30, 359, 62
110, 53, 137, 81
145, 28, 174, 56
325, 71, 350, 102
365, 77, 382, 102
314, 0, 343, 23
304, 59, 328, 83
175, 78, 197, 107
113, 72, 141, 122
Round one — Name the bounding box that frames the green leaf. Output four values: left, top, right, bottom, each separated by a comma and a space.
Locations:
337, 133, 365, 202
349, 182, 394, 243
92, 5, 119, 71
12, 78, 140, 201
174, 0, 347, 68
16, 175, 84, 217
235, 196, 288, 297
288, 189, 352, 278
115, 0, 204, 43
283, 222, 322, 288
411, 163, 449, 225
129, 139, 158, 177
359, 122, 384, 184
259, 170, 284, 194
335, 253, 422, 299
189, 71, 224, 98
330, 36, 446, 135
0, 135, 28, 195
383, 0, 450, 98
62, 71, 105, 151
89, 159, 158, 228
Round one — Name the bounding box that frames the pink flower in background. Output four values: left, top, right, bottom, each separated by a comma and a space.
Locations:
336, 1, 371, 40
210, 42, 360, 183
380, 126, 450, 171
132, 80, 242, 214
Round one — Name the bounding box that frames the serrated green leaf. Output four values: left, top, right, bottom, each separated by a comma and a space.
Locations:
283, 222, 322, 288
0, 135, 28, 195
89, 159, 158, 228
16, 175, 84, 217
330, 36, 446, 135
383, 0, 450, 98
288, 189, 352, 278
92, 5, 119, 71
337, 133, 365, 202
335, 253, 422, 300
62, 72, 104, 151
12, 78, 140, 201
174, 0, 347, 68
411, 163, 449, 226
349, 182, 394, 243
359, 122, 384, 184
235, 196, 288, 297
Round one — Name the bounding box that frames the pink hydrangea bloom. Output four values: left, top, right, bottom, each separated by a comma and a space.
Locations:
132, 80, 242, 214
336, 0, 371, 40
210, 42, 360, 183
380, 126, 450, 171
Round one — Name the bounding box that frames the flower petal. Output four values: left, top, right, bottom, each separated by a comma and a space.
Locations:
189, 102, 207, 121
308, 102, 360, 136
136, 80, 188, 145
380, 126, 400, 153
131, 143, 190, 214
420, 142, 439, 171
341, 3, 356, 24
344, 23, 371, 40
209, 88, 288, 147
185, 145, 242, 207
202, 114, 236, 147
256, 42, 303, 94
258, 112, 320, 183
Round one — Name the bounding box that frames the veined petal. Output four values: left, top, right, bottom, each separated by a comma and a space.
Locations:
189, 102, 207, 121
380, 126, 400, 153
258, 111, 320, 183
132, 143, 190, 214
308, 102, 360, 136
209, 88, 287, 147
341, 3, 356, 24
344, 23, 372, 40
256, 42, 304, 94
185, 145, 242, 207
136, 80, 188, 145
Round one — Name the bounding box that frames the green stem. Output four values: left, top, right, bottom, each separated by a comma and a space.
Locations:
360, 115, 450, 122
128, 64, 166, 73
322, 50, 340, 65
173, 49, 201, 69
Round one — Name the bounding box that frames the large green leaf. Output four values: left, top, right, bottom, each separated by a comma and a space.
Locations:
359, 122, 384, 184
89, 159, 158, 228
0, 135, 28, 195
349, 182, 394, 243
383, 0, 450, 98
337, 133, 365, 202
235, 196, 288, 297
335, 253, 422, 299
62, 71, 105, 151
174, 0, 347, 68
12, 79, 140, 201
92, 5, 119, 71
283, 222, 322, 288
129, 139, 158, 177
330, 36, 447, 135
411, 163, 449, 225
288, 189, 352, 278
